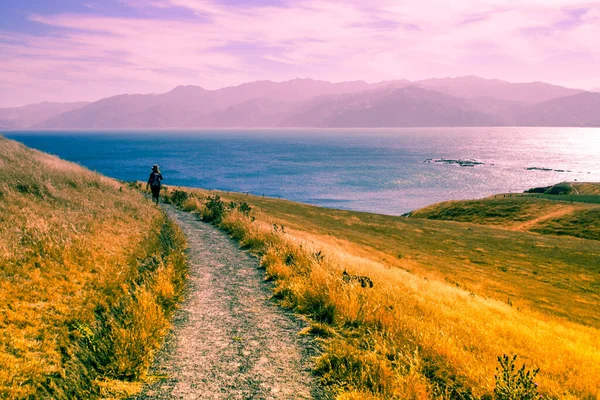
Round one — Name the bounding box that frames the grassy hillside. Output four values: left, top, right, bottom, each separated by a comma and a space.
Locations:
410, 184, 600, 241
0, 137, 186, 399
524, 182, 600, 197
573, 182, 600, 195
162, 186, 600, 399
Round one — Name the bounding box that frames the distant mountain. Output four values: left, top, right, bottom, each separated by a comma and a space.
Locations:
464, 96, 527, 125
191, 99, 299, 127
213, 78, 390, 104
0, 102, 88, 129
514, 92, 600, 126
35, 93, 167, 129
0, 120, 19, 129
8, 77, 600, 129
592, 88, 600, 93
35, 79, 391, 129
414, 76, 582, 104
281, 86, 498, 127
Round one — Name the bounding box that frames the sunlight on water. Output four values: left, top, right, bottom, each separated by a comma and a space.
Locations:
5, 127, 600, 215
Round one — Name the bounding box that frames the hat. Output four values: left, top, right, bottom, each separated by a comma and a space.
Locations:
152, 164, 159, 170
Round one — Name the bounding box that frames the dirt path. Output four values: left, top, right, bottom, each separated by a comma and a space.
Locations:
136, 206, 324, 400
570, 183, 581, 195
510, 205, 575, 231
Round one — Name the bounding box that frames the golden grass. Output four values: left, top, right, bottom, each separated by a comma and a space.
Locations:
164, 187, 600, 399
572, 183, 600, 196
0, 137, 186, 399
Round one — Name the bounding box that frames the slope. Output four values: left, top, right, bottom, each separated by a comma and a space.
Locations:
0, 102, 88, 129
161, 186, 600, 399
33, 79, 386, 129
410, 183, 600, 240
281, 86, 499, 127
0, 136, 186, 399
415, 76, 583, 104
515, 91, 600, 126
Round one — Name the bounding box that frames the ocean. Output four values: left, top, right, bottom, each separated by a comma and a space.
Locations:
5, 127, 600, 215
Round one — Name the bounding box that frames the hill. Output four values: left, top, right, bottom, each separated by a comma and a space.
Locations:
0, 102, 88, 129
0, 137, 186, 399
573, 182, 600, 195
161, 185, 600, 399
414, 76, 582, 104
9, 76, 600, 128
410, 182, 600, 240
515, 92, 600, 126
281, 86, 499, 127
33, 79, 383, 129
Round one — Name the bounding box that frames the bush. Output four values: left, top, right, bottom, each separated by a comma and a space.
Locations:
238, 202, 252, 217
227, 201, 252, 217
494, 355, 541, 400
169, 190, 189, 207
203, 195, 225, 223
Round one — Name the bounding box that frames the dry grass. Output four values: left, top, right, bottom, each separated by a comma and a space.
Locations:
571, 183, 600, 196
0, 137, 186, 399
164, 187, 600, 399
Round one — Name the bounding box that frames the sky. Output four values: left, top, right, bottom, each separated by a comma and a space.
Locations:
1, 0, 599, 107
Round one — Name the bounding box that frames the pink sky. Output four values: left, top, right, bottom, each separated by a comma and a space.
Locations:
1, 0, 599, 107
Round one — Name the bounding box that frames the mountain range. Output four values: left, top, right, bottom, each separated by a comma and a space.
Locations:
3, 76, 600, 128
0, 102, 89, 129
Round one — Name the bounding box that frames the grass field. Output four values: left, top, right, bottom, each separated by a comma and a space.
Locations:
411, 183, 600, 241
0, 137, 187, 399
162, 186, 600, 399
516, 182, 600, 204
519, 194, 600, 205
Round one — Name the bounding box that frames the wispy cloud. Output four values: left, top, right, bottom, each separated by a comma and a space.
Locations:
1, 0, 599, 106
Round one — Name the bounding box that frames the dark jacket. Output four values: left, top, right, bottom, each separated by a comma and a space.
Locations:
148, 171, 163, 187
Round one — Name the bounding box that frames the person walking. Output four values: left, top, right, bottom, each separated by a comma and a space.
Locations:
147, 164, 163, 204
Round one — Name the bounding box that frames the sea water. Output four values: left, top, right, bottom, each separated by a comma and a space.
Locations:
5, 127, 600, 215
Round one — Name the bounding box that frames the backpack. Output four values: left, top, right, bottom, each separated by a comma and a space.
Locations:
150, 172, 161, 187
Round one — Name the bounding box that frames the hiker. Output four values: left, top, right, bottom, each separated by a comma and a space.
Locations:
147, 164, 163, 204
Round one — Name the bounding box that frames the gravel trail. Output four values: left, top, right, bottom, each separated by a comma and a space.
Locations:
136, 206, 323, 400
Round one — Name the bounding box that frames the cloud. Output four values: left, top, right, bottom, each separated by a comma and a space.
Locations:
0, 0, 599, 106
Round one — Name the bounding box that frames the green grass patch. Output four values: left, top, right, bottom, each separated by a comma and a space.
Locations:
530, 208, 600, 240
410, 197, 558, 225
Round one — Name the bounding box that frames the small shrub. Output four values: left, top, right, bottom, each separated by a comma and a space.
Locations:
170, 190, 189, 207
127, 181, 142, 190
224, 201, 252, 217
238, 202, 252, 217
203, 195, 225, 223
494, 355, 541, 400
